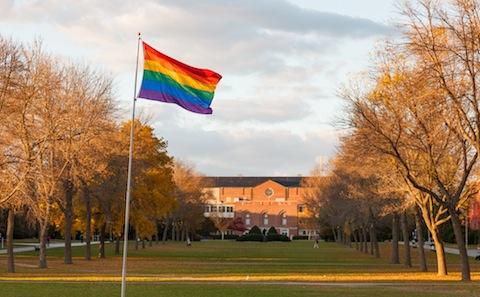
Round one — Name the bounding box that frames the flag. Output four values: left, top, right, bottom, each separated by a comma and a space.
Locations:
138, 42, 222, 114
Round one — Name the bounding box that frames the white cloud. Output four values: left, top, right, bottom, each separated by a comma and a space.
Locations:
0, 0, 395, 175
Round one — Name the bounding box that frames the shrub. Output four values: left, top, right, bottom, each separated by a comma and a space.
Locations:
211, 234, 239, 240
248, 225, 262, 235
292, 235, 309, 240
266, 234, 291, 242
267, 226, 278, 235
236, 234, 265, 242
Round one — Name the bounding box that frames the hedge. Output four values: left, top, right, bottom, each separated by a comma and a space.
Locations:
266, 234, 291, 242
236, 234, 265, 242
236, 233, 291, 242
211, 234, 239, 240
249, 225, 262, 235
267, 226, 278, 235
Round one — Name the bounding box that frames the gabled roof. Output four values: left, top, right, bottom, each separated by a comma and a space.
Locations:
204, 176, 305, 188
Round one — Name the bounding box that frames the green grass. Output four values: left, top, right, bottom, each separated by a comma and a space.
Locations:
2, 282, 480, 297
1, 240, 480, 296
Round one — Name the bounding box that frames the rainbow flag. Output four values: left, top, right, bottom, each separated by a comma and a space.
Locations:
138, 42, 222, 114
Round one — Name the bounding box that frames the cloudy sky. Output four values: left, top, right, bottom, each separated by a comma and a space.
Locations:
0, 0, 399, 176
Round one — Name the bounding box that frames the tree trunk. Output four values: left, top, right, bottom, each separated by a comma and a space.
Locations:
181, 226, 186, 242
115, 235, 120, 255
331, 225, 337, 242
449, 207, 470, 281
417, 201, 447, 275
98, 223, 106, 258
352, 229, 359, 250
415, 209, 427, 272
370, 223, 380, 258
430, 227, 448, 276
162, 220, 169, 244
135, 228, 139, 250
401, 211, 412, 268
171, 222, 176, 241
84, 188, 92, 261
346, 224, 352, 248
142, 238, 145, 249
38, 222, 48, 268
63, 180, 74, 265
6, 209, 15, 273
362, 226, 368, 254
358, 229, 364, 252
149, 237, 153, 247
369, 227, 374, 256
176, 223, 181, 241
391, 213, 400, 264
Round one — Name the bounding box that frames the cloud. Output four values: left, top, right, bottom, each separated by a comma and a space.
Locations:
0, 0, 391, 175
159, 124, 338, 176
1, 0, 391, 75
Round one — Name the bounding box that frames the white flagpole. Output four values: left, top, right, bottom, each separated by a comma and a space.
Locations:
121, 32, 142, 297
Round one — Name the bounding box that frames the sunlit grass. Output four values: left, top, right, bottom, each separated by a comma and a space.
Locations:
0, 271, 480, 282
1, 241, 480, 296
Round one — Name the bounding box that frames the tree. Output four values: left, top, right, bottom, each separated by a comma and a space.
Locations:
55, 63, 115, 264
342, 42, 471, 278
209, 213, 232, 240
229, 217, 246, 234
170, 161, 208, 242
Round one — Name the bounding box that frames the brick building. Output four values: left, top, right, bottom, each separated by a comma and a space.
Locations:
203, 176, 316, 238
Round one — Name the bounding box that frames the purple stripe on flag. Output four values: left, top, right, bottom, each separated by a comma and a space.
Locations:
138, 89, 213, 114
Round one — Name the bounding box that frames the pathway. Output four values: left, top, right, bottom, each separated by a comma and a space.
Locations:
400, 241, 480, 258
0, 241, 100, 255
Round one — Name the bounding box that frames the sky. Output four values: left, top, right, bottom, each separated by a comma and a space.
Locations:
0, 0, 400, 176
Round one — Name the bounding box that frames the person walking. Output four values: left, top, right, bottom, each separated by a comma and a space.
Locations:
313, 233, 320, 248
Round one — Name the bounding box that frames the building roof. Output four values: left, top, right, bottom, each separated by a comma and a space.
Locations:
205, 176, 305, 188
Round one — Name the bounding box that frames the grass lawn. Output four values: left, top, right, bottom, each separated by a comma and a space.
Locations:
0, 240, 479, 296
2, 282, 480, 297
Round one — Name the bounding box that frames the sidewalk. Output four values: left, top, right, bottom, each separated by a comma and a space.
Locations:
399, 241, 480, 258
441, 246, 479, 257
0, 241, 100, 255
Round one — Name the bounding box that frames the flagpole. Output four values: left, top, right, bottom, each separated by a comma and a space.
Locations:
121, 32, 142, 297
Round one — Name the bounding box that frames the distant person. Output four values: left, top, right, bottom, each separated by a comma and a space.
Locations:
186, 237, 192, 247
313, 233, 320, 248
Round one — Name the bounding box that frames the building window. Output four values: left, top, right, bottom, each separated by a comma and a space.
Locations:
245, 213, 251, 225
219, 206, 225, 212
298, 204, 304, 213
205, 205, 210, 212
265, 188, 274, 197
281, 213, 287, 226
263, 213, 269, 225
211, 205, 217, 212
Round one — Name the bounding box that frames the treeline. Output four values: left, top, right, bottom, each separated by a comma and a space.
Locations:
306, 0, 480, 281
0, 37, 208, 273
